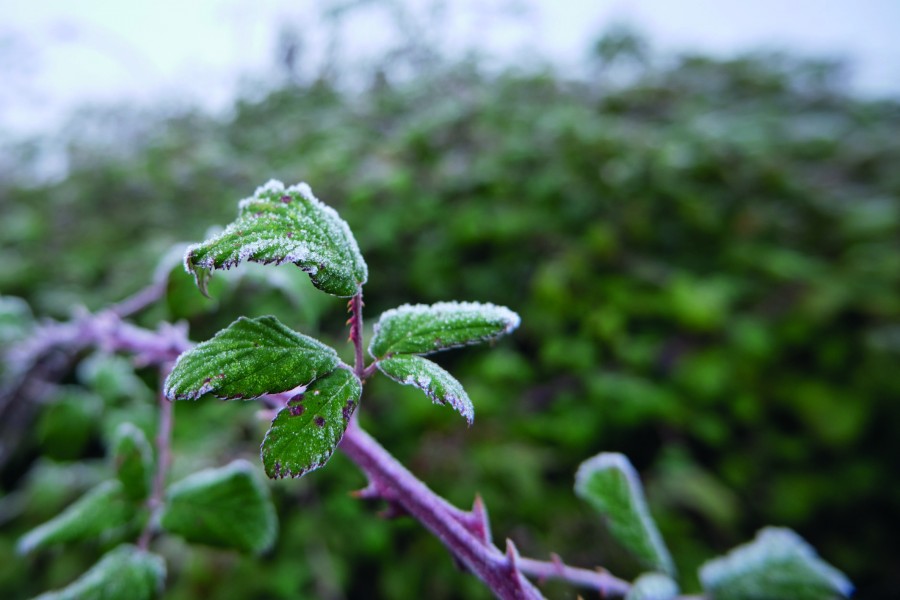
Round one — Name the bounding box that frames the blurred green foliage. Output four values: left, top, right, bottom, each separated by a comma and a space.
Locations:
2, 29, 899, 599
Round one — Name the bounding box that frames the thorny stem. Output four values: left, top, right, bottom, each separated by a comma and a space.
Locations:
340, 419, 544, 600
21, 299, 645, 598
348, 291, 366, 380
138, 368, 175, 550
341, 291, 631, 599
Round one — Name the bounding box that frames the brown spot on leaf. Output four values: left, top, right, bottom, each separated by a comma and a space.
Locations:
314, 416, 326, 428
281, 195, 292, 204
290, 404, 305, 416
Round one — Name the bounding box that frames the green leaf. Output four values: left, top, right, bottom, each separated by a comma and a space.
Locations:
377, 354, 474, 424
626, 573, 679, 600
112, 422, 154, 501
699, 527, 853, 600
369, 301, 520, 358
33, 544, 165, 600
261, 368, 361, 478
164, 315, 339, 401
159, 459, 277, 554
574, 453, 674, 575
17, 480, 137, 554
184, 180, 367, 297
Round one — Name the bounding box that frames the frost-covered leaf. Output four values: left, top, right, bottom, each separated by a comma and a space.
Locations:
626, 573, 679, 600
17, 480, 137, 554
369, 301, 520, 358
575, 453, 674, 575
159, 459, 277, 554
33, 544, 166, 600
377, 354, 474, 424
184, 180, 367, 297
261, 368, 361, 478
699, 527, 853, 600
164, 315, 339, 401
112, 422, 153, 501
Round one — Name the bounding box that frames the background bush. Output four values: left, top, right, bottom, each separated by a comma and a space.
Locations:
1, 30, 898, 599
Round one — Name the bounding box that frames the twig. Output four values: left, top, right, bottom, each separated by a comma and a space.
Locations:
138, 367, 175, 550
340, 419, 544, 600
348, 292, 366, 379
17, 302, 641, 598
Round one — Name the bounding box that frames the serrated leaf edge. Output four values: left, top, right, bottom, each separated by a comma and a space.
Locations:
377, 355, 474, 424
163, 315, 339, 401
183, 180, 367, 297
262, 367, 361, 479
369, 301, 521, 358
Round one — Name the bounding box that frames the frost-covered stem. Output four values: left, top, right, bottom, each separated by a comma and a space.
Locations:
516, 556, 631, 597
138, 369, 175, 550
340, 418, 544, 600
349, 291, 366, 380
109, 280, 167, 318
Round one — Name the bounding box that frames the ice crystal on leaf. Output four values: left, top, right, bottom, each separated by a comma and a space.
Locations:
164, 315, 339, 401
261, 368, 362, 479
184, 180, 368, 298
699, 527, 853, 600
369, 301, 520, 358
377, 354, 474, 424
575, 452, 675, 576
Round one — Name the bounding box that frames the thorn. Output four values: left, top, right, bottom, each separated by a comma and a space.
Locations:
350, 484, 381, 500
505, 539, 520, 573
470, 494, 493, 544
550, 553, 565, 575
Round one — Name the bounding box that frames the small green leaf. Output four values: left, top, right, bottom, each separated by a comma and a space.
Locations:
378, 354, 474, 424
33, 543, 165, 600
112, 422, 154, 501
699, 527, 853, 600
626, 573, 679, 600
184, 180, 367, 297
261, 368, 361, 478
575, 453, 674, 576
159, 459, 277, 554
369, 301, 520, 358
17, 480, 136, 554
164, 315, 339, 401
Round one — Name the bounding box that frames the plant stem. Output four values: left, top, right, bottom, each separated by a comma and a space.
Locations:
516, 556, 631, 596
340, 419, 544, 600
138, 369, 175, 550
349, 291, 366, 379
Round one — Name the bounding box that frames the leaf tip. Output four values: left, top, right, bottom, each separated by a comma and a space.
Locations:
183, 244, 212, 297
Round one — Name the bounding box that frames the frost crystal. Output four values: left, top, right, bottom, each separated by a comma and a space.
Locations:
575, 452, 675, 576
183, 180, 368, 297
699, 527, 853, 599
370, 301, 521, 358
377, 354, 475, 424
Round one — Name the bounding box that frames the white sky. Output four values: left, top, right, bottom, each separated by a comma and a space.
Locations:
1, 0, 899, 139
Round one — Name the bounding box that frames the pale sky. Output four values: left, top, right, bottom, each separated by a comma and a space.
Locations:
1, 0, 899, 139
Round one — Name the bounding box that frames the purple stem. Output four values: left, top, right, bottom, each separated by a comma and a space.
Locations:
138, 368, 175, 550
24, 300, 639, 598
349, 292, 366, 380
339, 419, 544, 600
